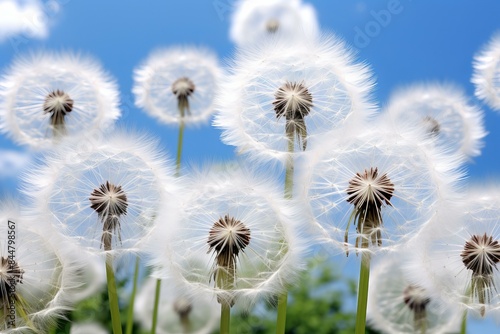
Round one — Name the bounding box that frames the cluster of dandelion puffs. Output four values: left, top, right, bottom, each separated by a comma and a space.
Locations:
1, 1, 500, 333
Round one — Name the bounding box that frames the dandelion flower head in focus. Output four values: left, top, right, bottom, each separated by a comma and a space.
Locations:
214, 34, 375, 164
229, 0, 319, 47
26, 131, 177, 256
133, 46, 222, 127
411, 186, 500, 317
151, 167, 306, 309
472, 32, 500, 111
298, 126, 463, 255
383, 83, 486, 158
0, 52, 120, 148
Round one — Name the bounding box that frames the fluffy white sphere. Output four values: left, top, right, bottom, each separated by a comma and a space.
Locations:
133, 47, 222, 127
472, 32, 500, 111
0, 52, 120, 148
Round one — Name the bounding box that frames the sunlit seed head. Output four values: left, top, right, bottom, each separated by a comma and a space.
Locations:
423, 116, 441, 136
207, 214, 251, 306
273, 81, 313, 151
345, 167, 394, 253
207, 214, 251, 262
89, 181, 128, 251
461, 233, 500, 316
43, 89, 74, 136
0, 257, 24, 312
461, 233, 500, 276
346, 167, 394, 209
266, 19, 280, 33
173, 297, 193, 319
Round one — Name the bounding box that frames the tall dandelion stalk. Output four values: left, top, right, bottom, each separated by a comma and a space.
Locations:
274, 80, 312, 334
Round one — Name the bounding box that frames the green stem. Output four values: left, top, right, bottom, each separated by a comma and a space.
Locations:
151, 279, 162, 334
276, 133, 295, 334
175, 121, 185, 177
125, 256, 140, 334
220, 303, 231, 334
355, 252, 371, 334
460, 309, 467, 334
106, 253, 123, 334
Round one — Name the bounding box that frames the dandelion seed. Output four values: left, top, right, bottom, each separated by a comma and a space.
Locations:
0, 52, 120, 148
461, 233, 500, 316
345, 167, 394, 251
207, 214, 251, 306
172, 77, 195, 118
89, 181, 129, 251
43, 89, 74, 136
273, 81, 313, 151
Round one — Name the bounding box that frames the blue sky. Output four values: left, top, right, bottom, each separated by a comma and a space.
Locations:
1, 0, 500, 331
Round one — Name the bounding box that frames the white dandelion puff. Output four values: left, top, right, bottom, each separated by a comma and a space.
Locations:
214, 34, 375, 165
0, 200, 79, 333
472, 32, 500, 111
150, 167, 306, 309
25, 131, 178, 256
133, 46, 223, 127
411, 185, 500, 317
0, 52, 120, 148
298, 126, 464, 255
383, 83, 486, 158
368, 255, 462, 334
134, 277, 219, 334
229, 0, 320, 47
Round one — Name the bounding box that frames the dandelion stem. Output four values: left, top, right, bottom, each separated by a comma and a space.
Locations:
460, 309, 467, 334
125, 256, 140, 334
276, 132, 295, 334
175, 121, 185, 177
355, 251, 371, 334
151, 279, 161, 334
220, 303, 231, 334
106, 253, 123, 334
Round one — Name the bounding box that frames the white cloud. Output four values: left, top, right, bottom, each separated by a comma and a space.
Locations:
0, 0, 60, 43
0, 149, 31, 178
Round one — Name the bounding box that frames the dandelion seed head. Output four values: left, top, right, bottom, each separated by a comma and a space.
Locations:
383, 83, 486, 158
472, 32, 500, 110
368, 255, 462, 334
151, 167, 306, 309
230, 0, 319, 47
266, 18, 280, 33
172, 77, 195, 100
299, 128, 462, 255
26, 131, 177, 255
0, 52, 120, 148
133, 47, 222, 126
215, 34, 375, 164
173, 297, 192, 318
